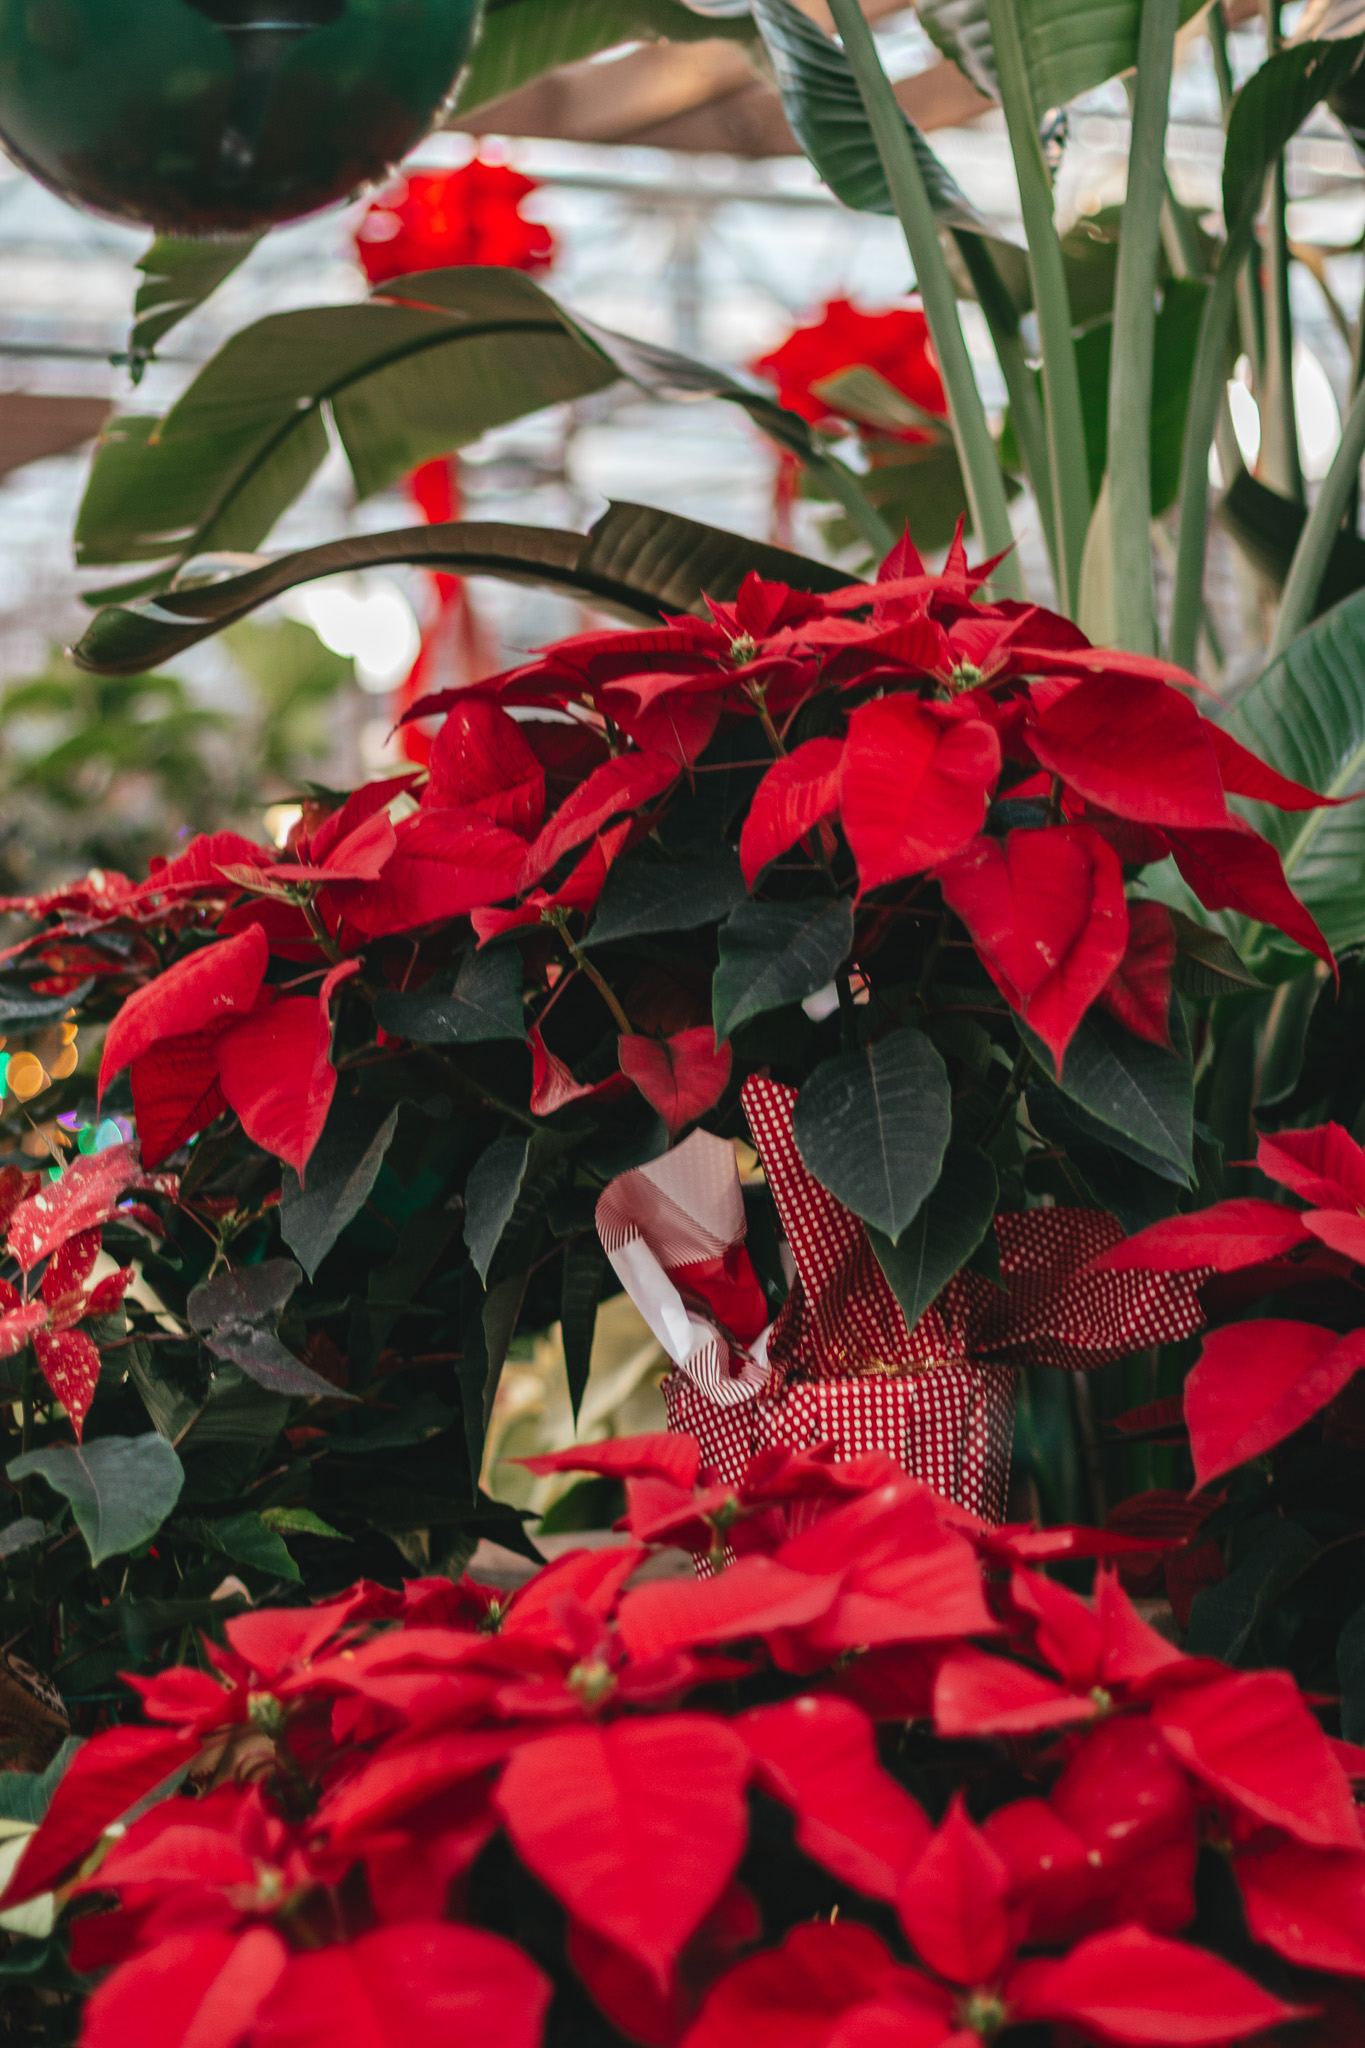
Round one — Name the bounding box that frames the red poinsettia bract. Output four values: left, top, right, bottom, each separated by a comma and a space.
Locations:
3, 1434, 1358, 2048
0, 529, 1336, 1173
1097, 1119, 1365, 1482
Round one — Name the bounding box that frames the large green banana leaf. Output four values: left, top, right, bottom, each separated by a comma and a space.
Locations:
916, 0, 1205, 120
76, 269, 827, 599
1229, 587, 1365, 957
71, 501, 854, 676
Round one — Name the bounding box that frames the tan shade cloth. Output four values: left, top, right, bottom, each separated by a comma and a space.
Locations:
0, 395, 110, 484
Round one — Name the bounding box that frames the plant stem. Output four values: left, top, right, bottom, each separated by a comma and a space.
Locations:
1161, 174, 1205, 281
985, 0, 1090, 613
17, 1368, 36, 1545
1154, 183, 1242, 513
1207, 0, 1234, 106
825, 0, 1021, 596
1106, 0, 1179, 655
1070, 1370, 1107, 1524
1269, 372, 1365, 655
804, 448, 896, 557
1207, 2, 1265, 385
1260, 2, 1304, 503
552, 914, 633, 1034
980, 1040, 1033, 1148
1169, 228, 1251, 667
1345, 260, 1365, 536
954, 230, 1058, 589
1262, 154, 1303, 499
297, 891, 343, 967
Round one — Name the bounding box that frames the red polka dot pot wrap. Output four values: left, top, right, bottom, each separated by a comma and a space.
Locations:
594, 1077, 1207, 1524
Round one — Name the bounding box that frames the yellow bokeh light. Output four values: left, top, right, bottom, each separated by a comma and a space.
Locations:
48, 1044, 78, 1080
7, 1053, 49, 1100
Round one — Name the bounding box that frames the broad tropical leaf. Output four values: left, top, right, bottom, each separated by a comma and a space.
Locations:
1217, 468, 1365, 615
455, 0, 757, 117
749, 0, 989, 229
127, 233, 264, 363
1222, 38, 1365, 234
75, 270, 833, 596
916, 0, 1205, 120
1227, 586, 1365, 954
1003, 281, 1206, 515
72, 502, 852, 676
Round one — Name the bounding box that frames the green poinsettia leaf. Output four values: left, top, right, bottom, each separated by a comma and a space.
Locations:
713, 898, 855, 1041
868, 1139, 998, 1329
793, 1027, 953, 1242
7, 1435, 184, 1567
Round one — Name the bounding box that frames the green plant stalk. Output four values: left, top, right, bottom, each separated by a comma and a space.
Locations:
1169, 224, 1252, 667
1345, 260, 1365, 533
1161, 173, 1246, 502
1161, 173, 1205, 281
805, 447, 896, 556
1236, 261, 1266, 390
1261, 1, 1302, 503
1350, 260, 1365, 394
1268, 372, 1365, 656
954, 229, 1060, 588
984, 0, 1090, 613
1208, 0, 1265, 384
1106, 0, 1180, 654
1262, 155, 1304, 502
825, 0, 1021, 595
1207, 0, 1234, 104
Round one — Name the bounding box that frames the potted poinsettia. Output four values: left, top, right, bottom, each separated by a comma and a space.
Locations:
0, 520, 1335, 1547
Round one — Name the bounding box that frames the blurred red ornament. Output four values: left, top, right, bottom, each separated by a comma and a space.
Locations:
753, 296, 947, 443
391, 457, 500, 768
356, 157, 555, 284
355, 157, 553, 763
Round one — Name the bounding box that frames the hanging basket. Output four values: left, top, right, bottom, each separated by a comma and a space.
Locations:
0, 0, 480, 234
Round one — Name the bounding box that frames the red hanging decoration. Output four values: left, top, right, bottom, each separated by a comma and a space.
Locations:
356, 157, 555, 284
753, 297, 950, 544
753, 296, 948, 442
354, 156, 557, 763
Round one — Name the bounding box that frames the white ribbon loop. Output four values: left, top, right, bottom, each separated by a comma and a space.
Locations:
595, 1129, 772, 1409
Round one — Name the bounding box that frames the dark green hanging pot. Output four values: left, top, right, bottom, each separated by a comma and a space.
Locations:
0, 0, 480, 234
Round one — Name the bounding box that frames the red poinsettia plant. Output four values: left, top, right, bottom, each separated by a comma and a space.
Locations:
0, 527, 1336, 1493
753, 297, 948, 445
0, 524, 1360, 2038
1100, 1119, 1365, 1485
4, 1430, 1363, 2047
